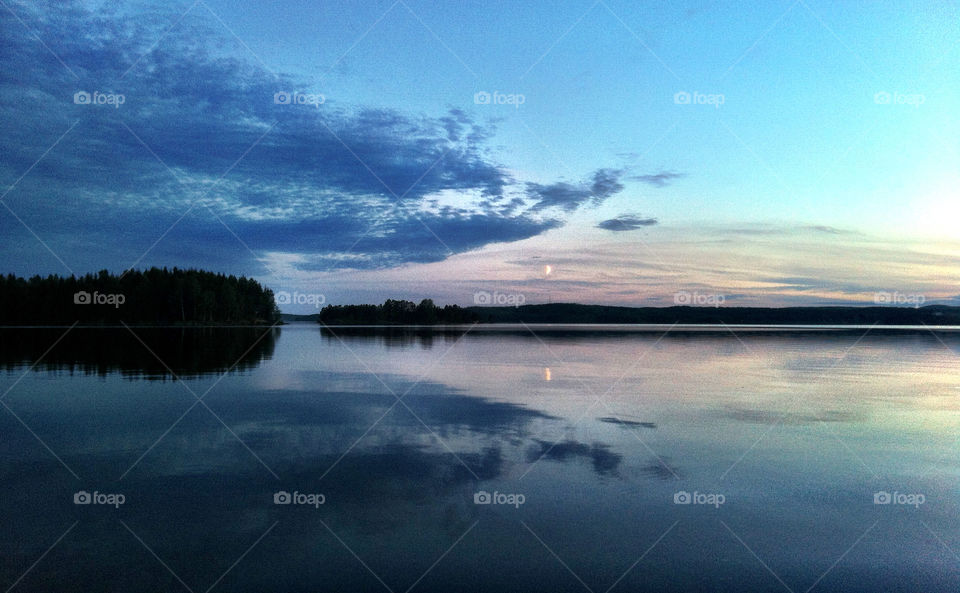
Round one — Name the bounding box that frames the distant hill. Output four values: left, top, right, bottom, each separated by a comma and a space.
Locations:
463, 303, 960, 325
311, 300, 960, 326
280, 313, 321, 322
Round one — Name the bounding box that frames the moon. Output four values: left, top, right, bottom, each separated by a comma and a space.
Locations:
544, 265, 552, 276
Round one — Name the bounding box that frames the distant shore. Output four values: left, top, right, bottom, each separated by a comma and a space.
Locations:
296, 302, 960, 327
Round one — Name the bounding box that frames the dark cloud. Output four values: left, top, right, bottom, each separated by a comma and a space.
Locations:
0, 1, 621, 275
630, 171, 685, 187
596, 214, 658, 231
526, 168, 625, 212
597, 417, 656, 428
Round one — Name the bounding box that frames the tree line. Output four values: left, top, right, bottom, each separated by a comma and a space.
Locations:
0, 268, 280, 325
317, 299, 479, 325
463, 302, 960, 325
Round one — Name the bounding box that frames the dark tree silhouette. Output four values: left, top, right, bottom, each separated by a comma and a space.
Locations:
0, 268, 280, 325
463, 303, 960, 325
318, 299, 479, 325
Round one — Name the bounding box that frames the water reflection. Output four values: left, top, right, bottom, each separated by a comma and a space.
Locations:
525, 439, 623, 476
0, 358, 572, 591
0, 327, 279, 378
638, 458, 683, 480
319, 325, 470, 349
0, 326, 958, 592
722, 407, 864, 424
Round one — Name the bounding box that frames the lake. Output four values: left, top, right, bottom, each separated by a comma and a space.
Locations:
1, 324, 958, 592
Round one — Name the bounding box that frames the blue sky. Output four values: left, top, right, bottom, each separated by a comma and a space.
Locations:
1, 0, 958, 310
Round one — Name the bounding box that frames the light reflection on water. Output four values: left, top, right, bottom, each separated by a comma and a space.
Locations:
0, 325, 957, 592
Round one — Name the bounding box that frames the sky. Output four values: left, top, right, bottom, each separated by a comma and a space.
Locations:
1, 0, 958, 311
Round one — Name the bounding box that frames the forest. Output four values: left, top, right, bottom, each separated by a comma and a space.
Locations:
463, 302, 960, 325
0, 268, 280, 325
317, 299, 479, 325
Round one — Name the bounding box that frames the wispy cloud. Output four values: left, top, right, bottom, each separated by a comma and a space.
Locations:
319, 223, 960, 307
596, 214, 658, 231
526, 169, 625, 212
629, 171, 685, 187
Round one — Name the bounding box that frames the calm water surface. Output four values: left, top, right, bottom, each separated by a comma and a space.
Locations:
1, 324, 958, 592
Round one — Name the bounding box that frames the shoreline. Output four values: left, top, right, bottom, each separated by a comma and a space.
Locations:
3, 322, 959, 332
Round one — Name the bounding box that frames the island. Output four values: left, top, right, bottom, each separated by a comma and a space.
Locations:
0, 268, 280, 325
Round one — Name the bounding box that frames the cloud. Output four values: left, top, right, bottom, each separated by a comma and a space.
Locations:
629, 171, 685, 187
802, 225, 854, 235
0, 1, 621, 276
596, 214, 658, 231
526, 168, 625, 212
